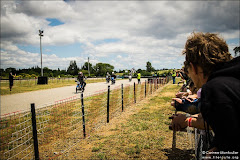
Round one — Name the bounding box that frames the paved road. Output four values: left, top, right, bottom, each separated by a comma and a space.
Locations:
1, 79, 146, 115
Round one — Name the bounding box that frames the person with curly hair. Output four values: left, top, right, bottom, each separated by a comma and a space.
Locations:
170, 32, 240, 158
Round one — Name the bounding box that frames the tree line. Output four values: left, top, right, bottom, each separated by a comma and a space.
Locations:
1, 46, 239, 79
0, 60, 167, 79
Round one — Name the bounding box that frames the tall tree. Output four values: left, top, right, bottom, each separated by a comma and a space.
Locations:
233, 46, 240, 57
67, 60, 79, 75
146, 61, 154, 72
82, 62, 94, 74
94, 63, 114, 76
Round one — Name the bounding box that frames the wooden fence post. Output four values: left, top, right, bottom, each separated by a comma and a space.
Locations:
31, 103, 39, 160
107, 85, 110, 123
81, 92, 86, 138
122, 84, 124, 112
134, 82, 136, 103
145, 80, 147, 98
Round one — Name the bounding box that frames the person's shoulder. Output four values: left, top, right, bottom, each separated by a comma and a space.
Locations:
205, 76, 239, 93
205, 77, 225, 88
207, 76, 238, 85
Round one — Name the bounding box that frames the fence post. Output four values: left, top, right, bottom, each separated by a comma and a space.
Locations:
134, 82, 136, 103
154, 79, 156, 91
172, 101, 177, 150
107, 85, 110, 123
150, 81, 152, 94
31, 103, 39, 160
145, 80, 147, 98
81, 92, 86, 138
121, 84, 124, 112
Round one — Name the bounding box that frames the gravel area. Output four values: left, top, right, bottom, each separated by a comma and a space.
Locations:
0, 79, 147, 115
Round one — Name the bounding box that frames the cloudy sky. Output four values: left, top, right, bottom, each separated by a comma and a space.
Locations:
1, 0, 239, 71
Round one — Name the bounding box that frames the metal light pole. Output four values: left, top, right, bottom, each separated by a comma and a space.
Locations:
39, 30, 44, 76
88, 57, 90, 77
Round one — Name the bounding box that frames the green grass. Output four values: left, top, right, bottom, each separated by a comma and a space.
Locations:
0, 78, 106, 95
2, 78, 194, 160
66, 81, 195, 159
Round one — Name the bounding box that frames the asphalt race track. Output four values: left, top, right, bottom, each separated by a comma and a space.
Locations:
1, 79, 146, 115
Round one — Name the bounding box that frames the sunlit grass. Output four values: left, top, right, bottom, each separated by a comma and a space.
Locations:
1, 78, 195, 159
64, 81, 195, 159
0, 78, 106, 95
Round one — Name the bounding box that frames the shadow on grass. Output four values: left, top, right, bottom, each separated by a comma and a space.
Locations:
162, 148, 195, 160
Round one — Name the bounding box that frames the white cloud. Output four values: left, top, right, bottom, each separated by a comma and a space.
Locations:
0, 41, 86, 69
0, 1, 239, 70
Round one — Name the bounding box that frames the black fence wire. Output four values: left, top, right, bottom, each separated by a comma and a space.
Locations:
0, 77, 170, 159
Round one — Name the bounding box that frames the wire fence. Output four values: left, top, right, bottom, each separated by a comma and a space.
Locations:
0, 77, 170, 159
0, 77, 106, 87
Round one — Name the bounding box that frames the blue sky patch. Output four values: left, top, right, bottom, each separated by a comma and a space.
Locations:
17, 43, 85, 58
17, 45, 39, 53
46, 18, 64, 26
44, 43, 85, 58
226, 38, 239, 45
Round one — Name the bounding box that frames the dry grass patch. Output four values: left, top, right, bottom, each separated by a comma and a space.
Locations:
61, 83, 195, 160
0, 78, 107, 95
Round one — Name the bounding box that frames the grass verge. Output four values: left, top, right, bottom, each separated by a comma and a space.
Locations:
63, 83, 195, 160
0, 78, 106, 95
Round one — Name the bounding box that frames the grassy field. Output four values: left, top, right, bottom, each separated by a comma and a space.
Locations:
1, 78, 196, 159
59, 81, 195, 160
0, 78, 106, 95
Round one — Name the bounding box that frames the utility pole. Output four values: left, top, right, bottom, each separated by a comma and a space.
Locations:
88, 57, 90, 77
39, 30, 44, 76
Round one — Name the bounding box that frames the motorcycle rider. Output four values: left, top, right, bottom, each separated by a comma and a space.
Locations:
111, 72, 116, 84
106, 72, 110, 83
77, 72, 86, 91
129, 73, 132, 82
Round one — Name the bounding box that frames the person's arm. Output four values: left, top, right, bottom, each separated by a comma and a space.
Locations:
187, 94, 198, 99
176, 92, 188, 98
188, 113, 210, 130
171, 98, 184, 107
171, 113, 210, 130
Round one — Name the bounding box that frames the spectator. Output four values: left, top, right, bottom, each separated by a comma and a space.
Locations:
170, 32, 240, 158
172, 81, 200, 115
9, 72, 16, 92
177, 68, 191, 92
137, 72, 141, 84
176, 81, 197, 99
171, 69, 177, 84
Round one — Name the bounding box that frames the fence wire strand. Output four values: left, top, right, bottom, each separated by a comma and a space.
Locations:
1, 78, 170, 159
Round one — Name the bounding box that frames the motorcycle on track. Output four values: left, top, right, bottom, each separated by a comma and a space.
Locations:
76, 81, 84, 93
111, 77, 115, 85
129, 75, 132, 82
106, 76, 110, 83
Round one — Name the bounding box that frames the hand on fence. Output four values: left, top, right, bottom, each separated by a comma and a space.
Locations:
175, 92, 187, 98
171, 98, 183, 106
169, 114, 188, 131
